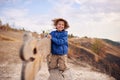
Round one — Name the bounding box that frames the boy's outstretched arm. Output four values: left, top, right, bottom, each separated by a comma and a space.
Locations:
51, 35, 68, 45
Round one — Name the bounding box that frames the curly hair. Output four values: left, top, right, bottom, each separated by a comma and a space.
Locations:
52, 18, 70, 29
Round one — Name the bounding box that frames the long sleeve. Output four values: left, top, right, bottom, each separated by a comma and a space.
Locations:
51, 35, 67, 45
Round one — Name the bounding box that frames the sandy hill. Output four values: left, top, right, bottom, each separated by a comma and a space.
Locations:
68, 37, 120, 80
0, 26, 119, 80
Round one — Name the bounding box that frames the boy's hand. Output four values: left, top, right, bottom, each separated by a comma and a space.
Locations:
47, 34, 52, 39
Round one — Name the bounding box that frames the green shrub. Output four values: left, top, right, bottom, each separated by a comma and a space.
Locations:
91, 39, 103, 55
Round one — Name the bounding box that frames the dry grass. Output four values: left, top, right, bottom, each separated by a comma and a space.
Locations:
68, 38, 120, 80
0, 34, 17, 41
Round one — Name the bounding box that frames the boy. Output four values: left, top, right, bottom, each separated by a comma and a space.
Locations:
47, 18, 69, 72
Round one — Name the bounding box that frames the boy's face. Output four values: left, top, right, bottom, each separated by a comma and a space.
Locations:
56, 21, 65, 31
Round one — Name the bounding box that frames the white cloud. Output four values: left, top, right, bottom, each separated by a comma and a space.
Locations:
0, 7, 53, 33
2, 8, 28, 18
0, 0, 20, 5
48, 0, 120, 41
0, 0, 120, 41
75, 0, 120, 13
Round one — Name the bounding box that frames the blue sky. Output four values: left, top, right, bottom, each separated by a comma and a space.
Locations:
0, 0, 120, 41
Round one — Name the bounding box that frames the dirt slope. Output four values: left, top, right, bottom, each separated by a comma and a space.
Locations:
68, 38, 120, 80
0, 30, 117, 80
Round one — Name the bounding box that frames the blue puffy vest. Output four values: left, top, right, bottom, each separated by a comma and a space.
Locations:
50, 30, 68, 55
